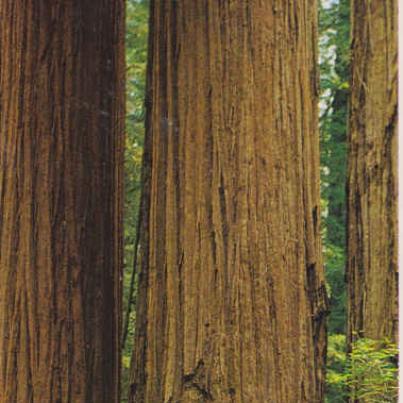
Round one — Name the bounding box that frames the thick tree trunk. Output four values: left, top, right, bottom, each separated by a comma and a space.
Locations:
129, 1, 327, 402
0, 2, 125, 402
347, 0, 398, 347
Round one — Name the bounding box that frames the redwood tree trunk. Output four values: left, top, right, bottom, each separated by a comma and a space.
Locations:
347, 0, 398, 346
129, 1, 327, 402
0, 2, 125, 402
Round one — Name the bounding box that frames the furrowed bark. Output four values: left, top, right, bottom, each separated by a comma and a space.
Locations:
130, 1, 327, 402
0, 1, 125, 402
347, 0, 398, 346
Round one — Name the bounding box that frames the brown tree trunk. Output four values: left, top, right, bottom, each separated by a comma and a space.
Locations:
0, 1, 125, 402
347, 0, 398, 347
129, 1, 327, 402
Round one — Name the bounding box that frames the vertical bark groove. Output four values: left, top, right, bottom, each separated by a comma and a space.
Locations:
0, 2, 125, 402
130, 1, 327, 402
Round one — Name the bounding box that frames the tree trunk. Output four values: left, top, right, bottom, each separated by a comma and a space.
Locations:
347, 0, 398, 347
0, 2, 125, 402
129, 1, 327, 402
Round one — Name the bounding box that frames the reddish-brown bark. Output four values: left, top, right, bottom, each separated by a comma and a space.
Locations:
129, 1, 327, 402
347, 0, 398, 347
0, 2, 125, 402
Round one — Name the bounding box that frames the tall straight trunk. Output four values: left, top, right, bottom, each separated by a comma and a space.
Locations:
347, 0, 398, 346
0, 2, 125, 402
129, 1, 327, 402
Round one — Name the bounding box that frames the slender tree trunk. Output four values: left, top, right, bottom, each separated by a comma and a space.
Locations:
347, 0, 398, 346
0, 2, 125, 402
129, 1, 327, 402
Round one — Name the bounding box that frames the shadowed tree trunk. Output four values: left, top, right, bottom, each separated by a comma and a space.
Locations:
0, 1, 125, 402
347, 0, 398, 347
129, 1, 327, 402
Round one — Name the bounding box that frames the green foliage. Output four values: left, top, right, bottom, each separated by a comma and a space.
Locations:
348, 338, 399, 402
319, 0, 349, 335
326, 335, 398, 403
122, 0, 149, 400
326, 334, 349, 402
322, 243, 346, 334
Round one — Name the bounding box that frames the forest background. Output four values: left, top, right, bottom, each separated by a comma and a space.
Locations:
121, 1, 398, 402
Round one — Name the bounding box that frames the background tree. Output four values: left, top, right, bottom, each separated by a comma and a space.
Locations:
129, 1, 328, 402
347, 0, 398, 345
121, 0, 149, 398
319, 0, 350, 336
319, 0, 350, 403
318, 2, 350, 400
318, 1, 398, 401
0, 2, 125, 402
